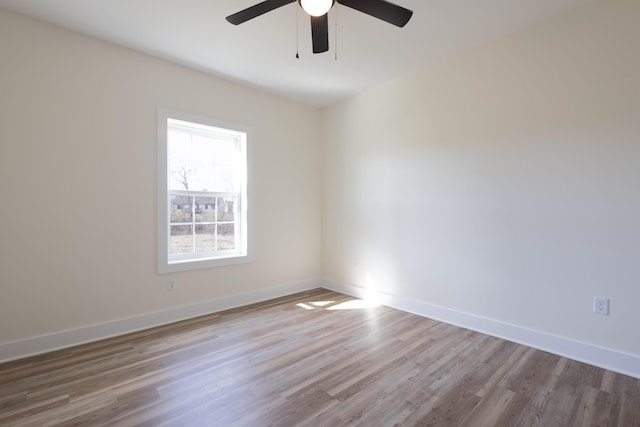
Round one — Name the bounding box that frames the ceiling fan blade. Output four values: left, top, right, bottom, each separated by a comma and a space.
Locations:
338, 0, 413, 27
226, 0, 295, 25
310, 14, 329, 54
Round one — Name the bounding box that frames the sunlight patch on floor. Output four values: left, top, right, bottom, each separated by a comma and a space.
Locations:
296, 303, 315, 310
310, 301, 334, 307
296, 298, 380, 311
326, 299, 380, 310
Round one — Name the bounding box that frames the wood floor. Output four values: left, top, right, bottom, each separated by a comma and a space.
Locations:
1, 289, 639, 426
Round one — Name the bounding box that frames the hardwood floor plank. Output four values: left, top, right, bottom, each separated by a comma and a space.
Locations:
1, 288, 638, 426
555, 358, 604, 396
460, 386, 516, 427
513, 386, 577, 426
390, 389, 440, 427
258, 385, 340, 427
618, 391, 640, 427
571, 385, 621, 427
497, 347, 559, 398
0, 393, 70, 426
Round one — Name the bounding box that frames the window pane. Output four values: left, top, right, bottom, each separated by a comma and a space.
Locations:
217, 197, 235, 222
170, 225, 193, 254
194, 197, 216, 222
213, 141, 237, 192
168, 130, 193, 191
170, 195, 192, 223
214, 141, 236, 165
213, 165, 236, 192
195, 224, 215, 252
191, 135, 216, 191
217, 224, 235, 250
168, 133, 238, 192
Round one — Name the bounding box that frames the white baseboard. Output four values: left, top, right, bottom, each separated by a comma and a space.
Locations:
4, 278, 638, 380
323, 280, 640, 380
0, 279, 321, 363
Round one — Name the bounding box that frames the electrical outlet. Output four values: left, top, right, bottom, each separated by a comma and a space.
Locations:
593, 296, 609, 315
167, 279, 177, 291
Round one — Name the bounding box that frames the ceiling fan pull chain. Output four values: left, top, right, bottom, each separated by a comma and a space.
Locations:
296, 2, 300, 59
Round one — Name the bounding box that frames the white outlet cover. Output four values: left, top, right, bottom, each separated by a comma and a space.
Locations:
593, 296, 609, 315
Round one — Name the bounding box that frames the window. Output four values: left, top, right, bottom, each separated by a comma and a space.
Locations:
158, 109, 251, 273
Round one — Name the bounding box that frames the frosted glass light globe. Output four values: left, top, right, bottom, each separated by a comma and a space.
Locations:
300, 0, 333, 16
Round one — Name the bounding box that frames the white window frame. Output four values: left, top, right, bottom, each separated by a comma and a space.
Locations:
157, 108, 252, 274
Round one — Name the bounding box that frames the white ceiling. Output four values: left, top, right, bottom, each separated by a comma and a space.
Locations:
0, 0, 594, 107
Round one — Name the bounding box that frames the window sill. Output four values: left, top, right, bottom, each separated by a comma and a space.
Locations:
158, 253, 252, 274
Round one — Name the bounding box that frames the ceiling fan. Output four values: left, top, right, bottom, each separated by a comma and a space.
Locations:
226, 0, 413, 54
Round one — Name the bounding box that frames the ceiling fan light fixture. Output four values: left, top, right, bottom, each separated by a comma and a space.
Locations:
300, 0, 334, 17
226, 0, 413, 54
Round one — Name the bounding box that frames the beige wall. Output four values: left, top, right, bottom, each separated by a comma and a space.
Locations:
0, 9, 322, 344
323, 0, 640, 356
